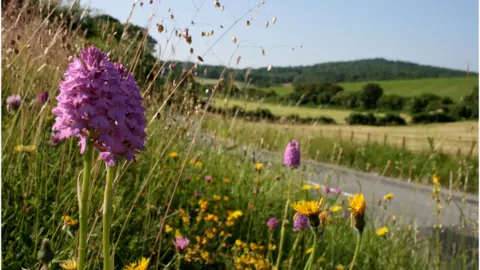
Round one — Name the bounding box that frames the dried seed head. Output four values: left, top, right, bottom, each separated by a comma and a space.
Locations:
10, 40, 15, 46
246, 20, 250, 26
16, 34, 21, 40
261, 48, 265, 55
214, 0, 220, 8
201, 32, 206, 37
265, 21, 269, 28
157, 24, 164, 33
232, 36, 237, 43
267, 65, 272, 71
236, 56, 241, 65
150, 0, 153, 3
140, 2, 143, 6
185, 36, 192, 44
168, 8, 171, 12
210, 30, 214, 36
190, 48, 194, 54
272, 17, 277, 24
197, 56, 204, 62
261, 0, 265, 4
220, 5, 224, 11
170, 14, 174, 20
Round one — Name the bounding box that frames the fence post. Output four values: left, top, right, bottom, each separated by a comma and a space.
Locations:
383, 134, 388, 146
468, 140, 477, 158
367, 132, 371, 144
350, 131, 354, 142
427, 137, 435, 152
402, 136, 406, 149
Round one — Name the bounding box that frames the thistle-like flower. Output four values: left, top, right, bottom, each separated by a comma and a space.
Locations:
348, 193, 366, 233
283, 139, 300, 169
52, 46, 146, 166
6, 94, 21, 110
174, 236, 190, 251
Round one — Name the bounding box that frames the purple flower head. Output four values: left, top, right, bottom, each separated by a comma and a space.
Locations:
194, 191, 201, 198
205, 175, 212, 183
50, 133, 63, 146
174, 236, 190, 251
185, 177, 191, 183
323, 185, 330, 194
342, 211, 349, 219
6, 94, 22, 110
38, 91, 49, 104
283, 140, 300, 169
333, 188, 342, 196
293, 213, 309, 232
266, 217, 279, 230
52, 46, 147, 166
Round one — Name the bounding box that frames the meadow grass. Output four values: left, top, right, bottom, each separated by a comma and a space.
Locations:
1, 2, 478, 270
256, 77, 479, 101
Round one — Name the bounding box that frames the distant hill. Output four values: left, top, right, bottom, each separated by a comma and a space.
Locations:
189, 58, 475, 87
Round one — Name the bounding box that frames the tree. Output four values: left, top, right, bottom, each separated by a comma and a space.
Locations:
359, 83, 383, 110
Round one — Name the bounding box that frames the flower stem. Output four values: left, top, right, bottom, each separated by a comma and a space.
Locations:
349, 231, 362, 270
78, 143, 94, 270
288, 232, 303, 270
103, 165, 116, 270
304, 227, 317, 270
275, 168, 294, 269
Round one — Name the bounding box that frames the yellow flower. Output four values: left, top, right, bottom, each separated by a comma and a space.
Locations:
168, 152, 179, 160
194, 161, 203, 167
348, 193, 365, 217
201, 251, 210, 260
59, 259, 77, 270
229, 210, 243, 219
305, 248, 313, 254
268, 243, 276, 250
62, 215, 72, 224
175, 229, 182, 237
70, 219, 79, 226
290, 198, 325, 217
317, 257, 326, 264
433, 175, 440, 184
301, 184, 312, 191
223, 178, 231, 183
223, 196, 230, 201
15, 145, 36, 153
314, 185, 320, 191
336, 264, 344, 270
124, 257, 150, 270
254, 162, 264, 171
213, 195, 221, 201
383, 193, 394, 201
165, 225, 173, 233
376, 226, 389, 236
330, 205, 342, 213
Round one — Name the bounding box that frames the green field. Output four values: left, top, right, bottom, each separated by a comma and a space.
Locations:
258, 77, 478, 101
215, 98, 359, 123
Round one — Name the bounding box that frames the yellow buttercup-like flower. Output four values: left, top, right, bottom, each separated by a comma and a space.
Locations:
213, 195, 221, 201
254, 162, 264, 171
124, 257, 150, 270
194, 161, 203, 167
301, 184, 312, 191
291, 198, 325, 217
336, 264, 345, 270
59, 259, 77, 270
330, 205, 342, 213
348, 193, 365, 217
165, 225, 173, 233
383, 193, 394, 201
223, 178, 231, 183
317, 257, 326, 264
305, 247, 313, 254
168, 152, 179, 160
376, 226, 389, 236
433, 175, 440, 184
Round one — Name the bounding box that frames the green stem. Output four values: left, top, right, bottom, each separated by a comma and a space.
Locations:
349, 231, 362, 270
78, 143, 94, 270
304, 227, 317, 270
266, 232, 274, 263
275, 168, 294, 269
103, 165, 116, 270
288, 232, 303, 270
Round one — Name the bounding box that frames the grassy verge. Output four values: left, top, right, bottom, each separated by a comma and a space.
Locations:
203, 115, 478, 193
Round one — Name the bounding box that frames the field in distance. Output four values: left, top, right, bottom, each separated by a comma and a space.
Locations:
249, 77, 478, 101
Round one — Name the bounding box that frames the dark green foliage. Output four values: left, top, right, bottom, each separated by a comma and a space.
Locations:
345, 113, 377, 125
359, 83, 384, 109
411, 112, 457, 124
376, 94, 408, 111
288, 82, 344, 106
376, 113, 407, 126
462, 86, 479, 118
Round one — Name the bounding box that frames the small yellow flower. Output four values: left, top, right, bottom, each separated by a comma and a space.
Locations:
165, 225, 173, 233
336, 264, 344, 270
433, 175, 440, 184
348, 193, 365, 217
124, 257, 150, 270
213, 195, 221, 201
223, 178, 231, 183
376, 226, 389, 236
383, 193, 394, 201
330, 205, 342, 213
314, 185, 320, 191
223, 196, 230, 201
305, 248, 313, 254
268, 243, 276, 250
70, 219, 79, 226
62, 215, 72, 224
168, 152, 179, 160
301, 184, 312, 191
59, 259, 77, 270
15, 145, 36, 153
291, 198, 325, 217
175, 229, 182, 237
229, 210, 243, 219
254, 162, 264, 171
317, 257, 326, 264
194, 161, 203, 167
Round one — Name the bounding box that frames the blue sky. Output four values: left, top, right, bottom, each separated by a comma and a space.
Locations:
80, 0, 479, 71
